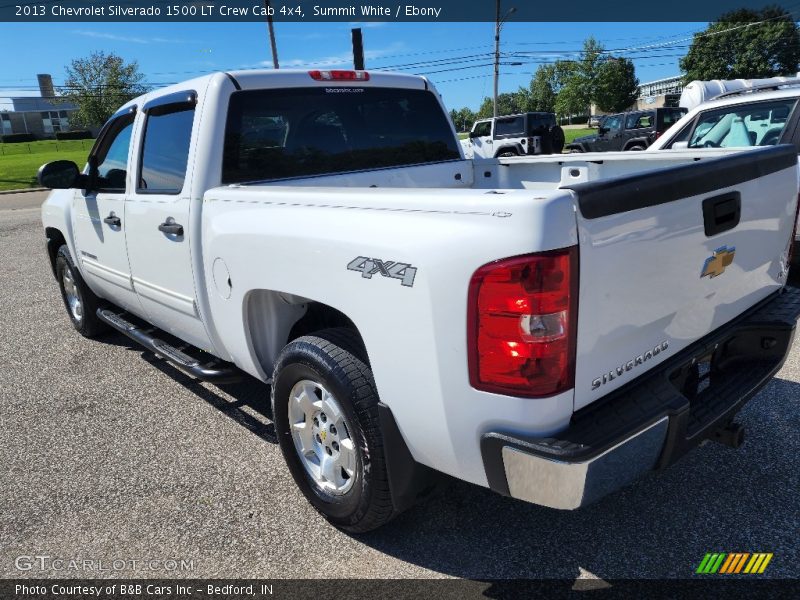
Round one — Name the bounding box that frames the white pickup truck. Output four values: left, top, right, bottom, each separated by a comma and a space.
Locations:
39, 69, 800, 532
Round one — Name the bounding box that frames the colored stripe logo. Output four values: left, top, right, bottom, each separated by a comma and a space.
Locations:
696, 553, 773, 574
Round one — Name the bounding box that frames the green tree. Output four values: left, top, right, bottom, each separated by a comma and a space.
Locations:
527, 65, 557, 112
61, 51, 148, 128
477, 92, 527, 118
574, 37, 606, 109
549, 37, 607, 119
554, 82, 586, 121
595, 58, 639, 112
450, 107, 477, 132
680, 6, 800, 82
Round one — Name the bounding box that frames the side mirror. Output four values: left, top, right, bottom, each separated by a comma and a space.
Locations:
37, 160, 81, 189
671, 141, 689, 150
468, 131, 479, 139
598, 126, 609, 135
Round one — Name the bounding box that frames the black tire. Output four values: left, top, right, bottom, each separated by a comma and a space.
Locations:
55, 244, 107, 337
549, 125, 566, 154
568, 146, 584, 153
271, 328, 394, 532
626, 144, 646, 151
497, 149, 519, 157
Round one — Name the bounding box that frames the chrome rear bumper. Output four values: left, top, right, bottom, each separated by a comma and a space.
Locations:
481, 286, 800, 510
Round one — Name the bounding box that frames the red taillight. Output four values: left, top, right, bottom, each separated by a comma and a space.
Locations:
308, 70, 370, 81
468, 247, 579, 398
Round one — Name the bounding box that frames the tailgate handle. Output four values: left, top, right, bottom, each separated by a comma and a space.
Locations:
702, 192, 741, 237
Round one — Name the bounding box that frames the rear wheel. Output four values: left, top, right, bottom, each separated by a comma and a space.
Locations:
626, 144, 646, 151
271, 328, 394, 532
55, 245, 107, 338
497, 149, 519, 157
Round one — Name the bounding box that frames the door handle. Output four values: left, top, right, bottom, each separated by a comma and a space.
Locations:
158, 220, 184, 236
702, 192, 741, 237
103, 213, 121, 227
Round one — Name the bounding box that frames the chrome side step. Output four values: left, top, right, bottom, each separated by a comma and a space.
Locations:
97, 308, 242, 384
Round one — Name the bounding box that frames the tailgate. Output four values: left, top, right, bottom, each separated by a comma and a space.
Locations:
567, 145, 798, 410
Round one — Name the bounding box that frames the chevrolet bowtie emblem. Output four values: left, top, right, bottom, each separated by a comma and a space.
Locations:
701, 246, 736, 279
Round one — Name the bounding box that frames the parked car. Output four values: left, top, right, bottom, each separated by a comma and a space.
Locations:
587, 115, 605, 128
463, 112, 565, 158
566, 107, 687, 152
649, 81, 800, 268
38, 69, 800, 532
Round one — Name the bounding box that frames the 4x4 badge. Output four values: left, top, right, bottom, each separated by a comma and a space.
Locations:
701, 246, 736, 279
347, 257, 417, 288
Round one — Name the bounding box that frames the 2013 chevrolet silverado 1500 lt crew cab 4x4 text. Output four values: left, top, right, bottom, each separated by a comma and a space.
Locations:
39, 69, 800, 532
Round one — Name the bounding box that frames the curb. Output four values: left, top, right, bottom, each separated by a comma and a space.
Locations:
0, 188, 47, 195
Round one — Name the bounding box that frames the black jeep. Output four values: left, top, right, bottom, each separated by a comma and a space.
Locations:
566, 107, 686, 153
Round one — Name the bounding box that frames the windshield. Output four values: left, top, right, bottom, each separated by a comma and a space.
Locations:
222, 87, 460, 183
685, 99, 797, 148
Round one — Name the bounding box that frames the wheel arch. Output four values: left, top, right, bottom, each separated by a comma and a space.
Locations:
494, 143, 523, 157
45, 227, 67, 278
242, 289, 370, 379
623, 138, 649, 151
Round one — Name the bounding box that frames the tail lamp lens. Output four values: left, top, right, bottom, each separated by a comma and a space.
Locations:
467, 247, 578, 397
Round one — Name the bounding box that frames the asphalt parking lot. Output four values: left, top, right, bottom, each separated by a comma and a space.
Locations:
1, 190, 799, 581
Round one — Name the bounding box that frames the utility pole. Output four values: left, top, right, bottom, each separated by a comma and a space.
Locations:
352, 28, 364, 70
493, 1, 515, 118
265, 0, 279, 68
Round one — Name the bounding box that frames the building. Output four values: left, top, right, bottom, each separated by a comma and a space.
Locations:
0, 74, 78, 138
634, 75, 684, 110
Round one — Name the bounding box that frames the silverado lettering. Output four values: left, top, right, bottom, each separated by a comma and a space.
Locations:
591, 341, 670, 391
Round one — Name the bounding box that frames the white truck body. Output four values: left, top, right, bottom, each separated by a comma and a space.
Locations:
40, 70, 800, 528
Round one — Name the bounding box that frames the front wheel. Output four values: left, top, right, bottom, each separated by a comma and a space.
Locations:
271, 328, 394, 532
55, 245, 107, 337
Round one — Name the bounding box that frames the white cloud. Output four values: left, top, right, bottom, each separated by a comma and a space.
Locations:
71, 30, 187, 44
259, 42, 405, 69
349, 21, 388, 29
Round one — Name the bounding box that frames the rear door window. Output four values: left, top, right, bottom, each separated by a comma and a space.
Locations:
222, 87, 460, 184
138, 103, 195, 194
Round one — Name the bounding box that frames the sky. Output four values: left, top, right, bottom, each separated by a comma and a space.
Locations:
0, 21, 706, 111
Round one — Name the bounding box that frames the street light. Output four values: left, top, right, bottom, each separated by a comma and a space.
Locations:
493, 1, 516, 119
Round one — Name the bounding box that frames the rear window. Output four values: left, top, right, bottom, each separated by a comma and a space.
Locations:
685, 99, 797, 149
222, 87, 460, 183
526, 113, 555, 133
494, 116, 525, 137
